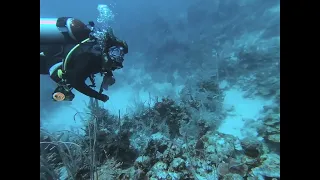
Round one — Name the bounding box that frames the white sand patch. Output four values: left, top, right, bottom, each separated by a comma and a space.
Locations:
218, 88, 272, 139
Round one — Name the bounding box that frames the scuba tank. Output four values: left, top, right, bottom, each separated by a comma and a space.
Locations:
40, 17, 91, 45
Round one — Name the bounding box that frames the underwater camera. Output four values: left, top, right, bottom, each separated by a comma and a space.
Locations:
52, 86, 75, 101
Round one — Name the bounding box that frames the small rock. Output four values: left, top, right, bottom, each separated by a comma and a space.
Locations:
241, 137, 262, 158
267, 134, 280, 143
224, 104, 235, 112
264, 114, 280, 126
266, 126, 279, 134
217, 163, 229, 176
223, 173, 244, 180
170, 158, 185, 171
134, 156, 151, 169
251, 153, 280, 178
152, 161, 168, 171
205, 145, 216, 153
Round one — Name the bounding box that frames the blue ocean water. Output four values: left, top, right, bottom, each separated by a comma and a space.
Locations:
40, 0, 280, 179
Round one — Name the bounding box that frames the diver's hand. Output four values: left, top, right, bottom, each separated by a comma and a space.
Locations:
102, 76, 115, 90
109, 76, 115, 85
99, 94, 109, 102
104, 75, 115, 85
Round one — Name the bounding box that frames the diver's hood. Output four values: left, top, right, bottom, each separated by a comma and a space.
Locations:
102, 27, 128, 55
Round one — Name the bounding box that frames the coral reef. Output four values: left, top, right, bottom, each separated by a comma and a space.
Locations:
40, 99, 138, 180
179, 77, 226, 138
259, 104, 280, 153
122, 97, 189, 140
40, 93, 280, 179
218, 45, 280, 101
249, 153, 280, 179
40, 59, 279, 180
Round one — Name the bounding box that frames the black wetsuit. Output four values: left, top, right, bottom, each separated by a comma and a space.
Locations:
40, 50, 109, 102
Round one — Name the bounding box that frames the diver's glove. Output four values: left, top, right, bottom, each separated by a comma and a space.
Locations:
102, 75, 115, 90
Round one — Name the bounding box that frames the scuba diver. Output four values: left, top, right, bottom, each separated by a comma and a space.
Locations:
40, 17, 128, 102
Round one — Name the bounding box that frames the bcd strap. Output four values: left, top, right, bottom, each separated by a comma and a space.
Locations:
56, 38, 97, 91
63, 38, 90, 72
57, 38, 90, 81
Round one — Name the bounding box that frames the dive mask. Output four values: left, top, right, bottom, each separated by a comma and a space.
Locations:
108, 46, 125, 63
